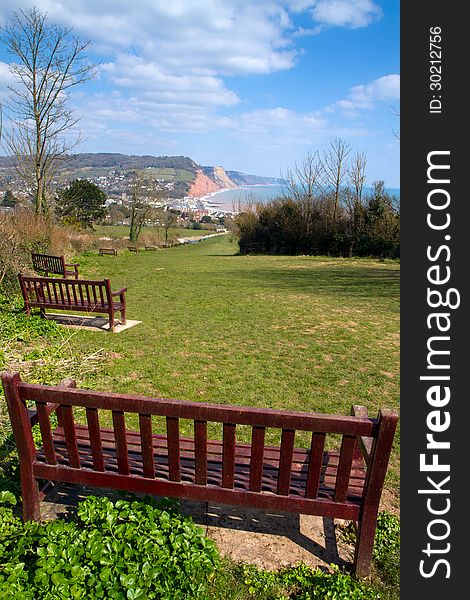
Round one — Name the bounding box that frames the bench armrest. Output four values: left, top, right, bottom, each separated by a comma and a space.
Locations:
351, 405, 374, 465
112, 287, 127, 296
28, 402, 60, 427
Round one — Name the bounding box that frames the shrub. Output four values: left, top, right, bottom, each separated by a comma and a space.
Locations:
235, 187, 399, 258
0, 209, 76, 289
0, 495, 220, 599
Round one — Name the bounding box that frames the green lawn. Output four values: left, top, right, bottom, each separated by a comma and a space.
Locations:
70, 235, 399, 498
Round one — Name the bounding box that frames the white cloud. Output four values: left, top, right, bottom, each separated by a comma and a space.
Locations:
0, 0, 394, 177
100, 56, 240, 108
334, 74, 400, 115
310, 0, 382, 28
0, 61, 16, 99
231, 106, 366, 151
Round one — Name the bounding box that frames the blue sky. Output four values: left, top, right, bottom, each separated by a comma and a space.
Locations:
0, 1, 399, 186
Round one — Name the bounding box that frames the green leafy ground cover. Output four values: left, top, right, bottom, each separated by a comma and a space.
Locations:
0, 493, 398, 599
0, 235, 400, 597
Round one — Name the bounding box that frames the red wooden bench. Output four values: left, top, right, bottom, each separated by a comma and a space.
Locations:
18, 274, 127, 332
1, 372, 397, 577
32, 253, 79, 279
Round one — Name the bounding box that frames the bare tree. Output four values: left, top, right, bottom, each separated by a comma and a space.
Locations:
320, 138, 351, 220
348, 150, 367, 208
128, 171, 159, 242
1, 7, 95, 213
282, 151, 326, 237
159, 210, 178, 247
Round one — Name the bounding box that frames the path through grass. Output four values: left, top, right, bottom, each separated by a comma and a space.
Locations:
70, 235, 400, 497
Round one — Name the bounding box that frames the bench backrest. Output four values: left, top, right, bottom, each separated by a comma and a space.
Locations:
2, 372, 397, 514
32, 253, 66, 276
18, 274, 112, 308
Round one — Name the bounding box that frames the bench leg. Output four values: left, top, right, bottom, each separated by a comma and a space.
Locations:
109, 309, 115, 332
121, 304, 127, 326
21, 469, 41, 522
353, 510, 378, 577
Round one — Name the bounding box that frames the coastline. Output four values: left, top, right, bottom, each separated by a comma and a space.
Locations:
189, 183, 284, 213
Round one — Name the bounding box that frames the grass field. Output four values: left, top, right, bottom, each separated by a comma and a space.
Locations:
70, 235, 400, 498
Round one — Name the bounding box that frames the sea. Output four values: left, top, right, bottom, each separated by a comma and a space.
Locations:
200, 184, 400, 213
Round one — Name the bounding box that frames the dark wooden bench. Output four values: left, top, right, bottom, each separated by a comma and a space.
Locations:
127, 246, 139, 253
32, 253, 79, 279
99, 248, 117, 256
1, 371, 397, 577
145, 246, 160, 251
18, 274, 127, 332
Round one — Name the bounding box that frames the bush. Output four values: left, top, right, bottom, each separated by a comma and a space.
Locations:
235, 187, 399, 259
0, 209, 76, 289
0, 495, 220, 599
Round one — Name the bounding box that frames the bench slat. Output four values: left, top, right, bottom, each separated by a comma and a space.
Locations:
334, 434, 357, 502
19, 384, 377, 436
305, 432, 326, 499
277, 428, 295, 495
35, 402, 57, 465
86, 408, 105, 471
98, 285, 105, 307
60, 405, 81, 468
112, 411, 130, 475
139, 414, 155, 478
222, 423, 236, 488
92, 284, 98, 306
166, 417, 181, 481
85, 284, 92, 306
194, 420, 207, 485
64, 280, 72, 305
249, 426, 265, 492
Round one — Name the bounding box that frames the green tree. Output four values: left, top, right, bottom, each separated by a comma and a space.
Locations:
56, 179, 106, 228
2, 189, 18, 207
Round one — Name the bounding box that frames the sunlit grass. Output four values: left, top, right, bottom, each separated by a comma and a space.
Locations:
68, 235, 399, 498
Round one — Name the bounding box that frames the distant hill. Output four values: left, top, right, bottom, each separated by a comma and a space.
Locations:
0, 153, 283, 199
58, 153, 199, 172
225, 170, 283, 186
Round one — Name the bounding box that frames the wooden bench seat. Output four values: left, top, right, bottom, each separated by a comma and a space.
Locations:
39, 426, 367, 504
18, 274, 127, 332
99, 248, 117, 256
1, 372, 398, 577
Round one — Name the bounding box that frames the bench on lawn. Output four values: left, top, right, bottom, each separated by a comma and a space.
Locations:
32, 253, 79, 279
145, 246, 160, 251
1, 371, 398, 577
18, 274, 127, 332
127, 246, 139, 253
99, 248, 117, 256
